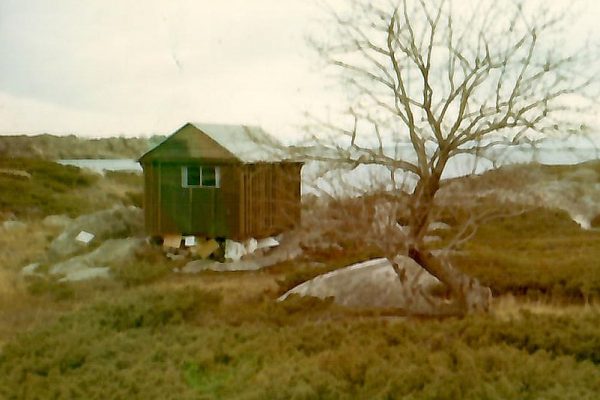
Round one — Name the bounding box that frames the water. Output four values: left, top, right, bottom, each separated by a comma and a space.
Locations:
58, 144, 599, 194
304, 144, 600, 195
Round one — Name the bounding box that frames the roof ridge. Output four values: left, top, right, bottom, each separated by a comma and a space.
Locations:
139, 122, 287, 163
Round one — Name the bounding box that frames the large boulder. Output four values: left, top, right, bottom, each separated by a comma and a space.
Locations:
50, 238, 145, 280
59, 267, 112, 282
182, 259, 261, 273
279, 256, 448, 314
1, 220, 27, 231
48, 206, 143, 260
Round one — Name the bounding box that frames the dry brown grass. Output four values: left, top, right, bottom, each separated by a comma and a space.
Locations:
0, 269, 57, 348
492, 294, 599, 320
0, 221, 58, 272
77, 171, 143, 210
155, 270, 280, 305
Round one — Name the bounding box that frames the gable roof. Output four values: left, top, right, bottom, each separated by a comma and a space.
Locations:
139, 122, 288, 163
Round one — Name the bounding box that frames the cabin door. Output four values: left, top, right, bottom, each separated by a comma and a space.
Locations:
189, 188, 216, 236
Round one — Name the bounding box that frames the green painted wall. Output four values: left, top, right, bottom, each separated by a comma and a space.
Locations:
158, 162, 230, 237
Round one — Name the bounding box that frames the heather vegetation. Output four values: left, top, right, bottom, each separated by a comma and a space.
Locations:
0, 158, 99, 218
0, 158, 142, 218
0, 286, 599, 399
0, 158, 600, 398
455, 208, 600, 302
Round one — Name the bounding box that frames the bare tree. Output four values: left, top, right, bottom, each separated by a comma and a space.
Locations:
299, 0, 598, 314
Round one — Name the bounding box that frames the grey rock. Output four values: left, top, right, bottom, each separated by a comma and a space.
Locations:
48, 206, 143, 260
2, 220, 26, 231
21, 263, 41, 276
181, 259, 262, 273
279, 256, 448, 314
50, 238, 144, 277
59, 267, 111, 282
181, 260, 219, 273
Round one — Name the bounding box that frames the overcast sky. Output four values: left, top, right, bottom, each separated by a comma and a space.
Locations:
1, 0, 598, 139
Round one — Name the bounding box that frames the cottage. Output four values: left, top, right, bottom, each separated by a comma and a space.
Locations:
138, 123, 302, 240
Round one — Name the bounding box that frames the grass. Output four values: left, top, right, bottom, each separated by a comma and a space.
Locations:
0, 220, 58, 272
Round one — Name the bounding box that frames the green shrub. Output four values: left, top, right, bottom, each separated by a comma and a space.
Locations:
0, 158, 99, 217
93, 288, 221, 331
453, 208, 600, 301
111, 244, 174, 287
2, 298, 598, 400
105, 170, 142, 186
25, 275, 75, 301
112, 261, 171, 287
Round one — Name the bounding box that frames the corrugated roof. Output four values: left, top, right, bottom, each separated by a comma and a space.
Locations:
139, 123, 290, 163
190, 123, 285, 163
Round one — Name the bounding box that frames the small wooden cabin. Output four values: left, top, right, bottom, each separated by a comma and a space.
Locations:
138, 123, 302, 240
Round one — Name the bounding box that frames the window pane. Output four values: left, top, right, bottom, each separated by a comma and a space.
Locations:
187, 167, 200, 186
202, 166, 217, 187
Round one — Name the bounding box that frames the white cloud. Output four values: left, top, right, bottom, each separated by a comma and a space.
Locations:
0, 0, 598, 138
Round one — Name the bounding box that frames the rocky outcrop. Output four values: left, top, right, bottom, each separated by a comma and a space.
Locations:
279, 256, 450, 314
48, 206, 143, 260
50, 238, 145, 281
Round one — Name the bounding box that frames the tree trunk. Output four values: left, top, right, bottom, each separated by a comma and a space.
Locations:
408, 245, 492, 315
405, 169, 492, 316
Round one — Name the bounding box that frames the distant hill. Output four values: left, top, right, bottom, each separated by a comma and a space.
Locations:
0, 134, 165, 159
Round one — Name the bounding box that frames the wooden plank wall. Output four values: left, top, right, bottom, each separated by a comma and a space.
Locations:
142, 163, 155, 235
237, 163, 301, 239
144, 161, 301, 240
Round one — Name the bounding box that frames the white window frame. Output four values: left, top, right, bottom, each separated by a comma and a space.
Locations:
181, 166, 220, 188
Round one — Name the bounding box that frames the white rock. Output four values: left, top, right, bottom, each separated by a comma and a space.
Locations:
224, 239, 246, 262
181, 260, 218, 273
244, 238, 258, 254
279, 256, 445, 314
571, 214, 591, 230
2, 220, 26, 231
59, 267, 111, 282
21, 263, 40, 276
48, 206, 143, 261
50, 238, 144, 276
256, 237, 279, 250
182, 259, 260, 273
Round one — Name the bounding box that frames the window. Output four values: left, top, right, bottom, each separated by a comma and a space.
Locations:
182, 166, 220, 188
186, 167, 201, 187
201, 166, 217, 187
